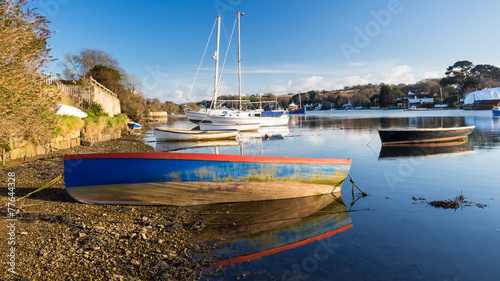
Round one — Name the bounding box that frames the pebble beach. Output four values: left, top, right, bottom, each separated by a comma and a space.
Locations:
0, 137, 216, 280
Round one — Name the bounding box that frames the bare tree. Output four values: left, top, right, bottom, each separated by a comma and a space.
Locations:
123, 73, 142, 94
61, 52, 83, 80
60, 48, 122, 80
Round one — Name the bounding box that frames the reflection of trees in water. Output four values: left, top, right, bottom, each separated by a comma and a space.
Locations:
294, 115, 500, 149
468, 131, 500, 149
465, 116, 500, 149
297, 116, 468, 130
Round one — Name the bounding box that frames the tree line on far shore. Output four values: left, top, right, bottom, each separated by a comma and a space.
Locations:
184, 60, 500, 112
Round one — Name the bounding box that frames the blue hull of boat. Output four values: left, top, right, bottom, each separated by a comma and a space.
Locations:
288, 108, 306, 114
187, 118, 212, 123
64, 152, 351, 206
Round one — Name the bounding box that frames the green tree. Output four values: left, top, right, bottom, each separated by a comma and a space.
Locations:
165, 101, 182, 115
440, 60, 478, 92
335, 95, 344, 108
379, 85, 394, 107
391, 86, 403, 99
471, 64, 500, 80
370, 94, 379, 106
87, 63, 147, 122
0, 0, 60, 147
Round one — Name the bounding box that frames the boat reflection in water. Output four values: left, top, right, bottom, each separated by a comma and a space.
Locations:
186, 193, 352, 266
155, 139, 239, 152
238, 126, 290, 142
378, 141, 475, 159
155, 126, 289, 152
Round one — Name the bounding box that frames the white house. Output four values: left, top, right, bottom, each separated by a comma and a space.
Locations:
407, 91, 434, 105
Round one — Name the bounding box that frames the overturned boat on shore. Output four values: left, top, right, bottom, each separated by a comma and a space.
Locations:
64, 152, 351, 206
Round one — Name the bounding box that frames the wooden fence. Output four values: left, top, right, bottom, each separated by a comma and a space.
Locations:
46, 77, 121, 116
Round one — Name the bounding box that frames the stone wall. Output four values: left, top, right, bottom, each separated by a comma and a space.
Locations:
47, 77, 121, 117
1, 129, 122, 164
90, 77, 121, 117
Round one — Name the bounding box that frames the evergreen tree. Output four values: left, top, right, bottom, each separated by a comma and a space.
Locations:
379, 85, 394, 107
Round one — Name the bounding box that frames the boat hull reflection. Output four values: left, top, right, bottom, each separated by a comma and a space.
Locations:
379, 141, 475, 159
155, 139, 239, 152
187, 193, 352, 266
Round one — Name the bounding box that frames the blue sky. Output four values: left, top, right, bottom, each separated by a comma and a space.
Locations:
36, 0, 500, 103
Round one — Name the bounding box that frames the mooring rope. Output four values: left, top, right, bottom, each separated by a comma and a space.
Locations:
348, 173, 367, 210
366, 131, 378, 146
348, 173, 367, 197
16, 174, 63, 210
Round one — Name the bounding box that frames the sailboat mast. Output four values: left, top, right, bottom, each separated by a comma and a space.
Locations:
237, 11, 243, 110
213, 14, 221, 109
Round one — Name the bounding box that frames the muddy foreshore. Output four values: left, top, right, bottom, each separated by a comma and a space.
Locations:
0, 136, 220, 280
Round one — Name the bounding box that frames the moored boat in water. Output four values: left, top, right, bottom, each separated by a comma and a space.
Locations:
205, 12, 289, 127
154, 128, 237, 141
378, 126, 475, 145
64, 152, 351, 206
208, 110, 289, 127
288, 93, 306, 115
288, 107, 306, 115
198, 122, 260, 131
493, 106, 500, 116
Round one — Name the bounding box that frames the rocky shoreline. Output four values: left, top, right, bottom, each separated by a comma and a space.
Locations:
0, 137, 218, 280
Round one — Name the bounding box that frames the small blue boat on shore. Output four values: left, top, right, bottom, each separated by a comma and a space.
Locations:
64, 152, 351, 206
127, 122, 142, 130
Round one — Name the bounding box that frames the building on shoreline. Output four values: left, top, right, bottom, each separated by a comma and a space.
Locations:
463, 87, 500, 110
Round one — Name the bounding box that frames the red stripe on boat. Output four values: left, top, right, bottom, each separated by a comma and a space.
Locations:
215, 224, 353, 266
64, 152, 351, 165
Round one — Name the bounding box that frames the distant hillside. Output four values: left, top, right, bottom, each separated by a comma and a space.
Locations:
175, 60, 500, 110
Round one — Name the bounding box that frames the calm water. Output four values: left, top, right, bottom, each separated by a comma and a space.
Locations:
145, 109, 500, 281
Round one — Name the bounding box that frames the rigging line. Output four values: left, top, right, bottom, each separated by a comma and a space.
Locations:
187, 16, 218, 103
242, 19, 265, 74
241, 18, 266, 103
213, 15, 237, 106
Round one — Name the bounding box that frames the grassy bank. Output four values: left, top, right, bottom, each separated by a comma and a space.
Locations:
54, 114, 128, 139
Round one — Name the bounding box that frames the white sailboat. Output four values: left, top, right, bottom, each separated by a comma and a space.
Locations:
209, 110, 288, 126
207, 11, 289, 127
154, 127, 238, 141
184, 14, 232, 124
